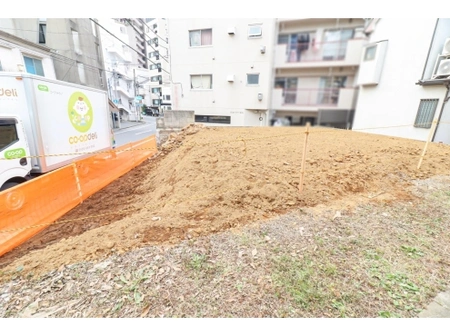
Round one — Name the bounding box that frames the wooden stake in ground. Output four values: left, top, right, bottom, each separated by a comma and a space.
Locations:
299, 122, 311, 193
417, 120, 438, 170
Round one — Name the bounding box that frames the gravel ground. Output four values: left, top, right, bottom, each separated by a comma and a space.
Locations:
1, 175, 449, 318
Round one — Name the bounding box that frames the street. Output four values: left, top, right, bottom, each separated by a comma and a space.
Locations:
113, 116, 157, 147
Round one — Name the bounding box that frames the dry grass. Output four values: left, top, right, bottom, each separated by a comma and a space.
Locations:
1, 175, 449, 318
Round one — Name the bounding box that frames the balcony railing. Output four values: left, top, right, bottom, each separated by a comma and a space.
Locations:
284, 39, 351, 62
275, 38, 366, 66
282, 88, 343, 106
271, 87, 357, 110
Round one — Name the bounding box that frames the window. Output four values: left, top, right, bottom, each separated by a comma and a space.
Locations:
99, 69, 103, 87
277, 34, 289, 45
0, 60, 3, 71
195, 115, 231, 124
150, 63, 161, 70
152, 99, 161, 105
190, 74, 212, 89
23, 56, 44, 76
151, 75, 162, 82
77, 62, 86, 84
322, 29, 354, 60
148, 51, 159, 58
163, 94, 171, 100
247, 74, 259, 85
72, 30, 81, 53
318, 76, 347, 104
274, 77, 298, 103
248, 24, 262, 38
414, 99, 438, 129
151, 87, 161, 94
91, 20, 97, 37
364, 45, 377, 61
189, 29, 212, 46
39, 23, 46, 44
95, 43, 101, 60
0, 120, 19, 152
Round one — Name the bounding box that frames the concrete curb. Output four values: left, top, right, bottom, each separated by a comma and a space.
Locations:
419, 289, 450, 318
113, 121, 147, 132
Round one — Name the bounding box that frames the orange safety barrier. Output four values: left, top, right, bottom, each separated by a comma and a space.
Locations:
0, 135, 157, 257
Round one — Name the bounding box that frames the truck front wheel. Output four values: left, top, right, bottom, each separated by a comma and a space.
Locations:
0, 182, 20, 192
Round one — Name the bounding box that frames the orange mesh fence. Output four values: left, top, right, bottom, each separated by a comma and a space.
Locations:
0, 135, 157, 257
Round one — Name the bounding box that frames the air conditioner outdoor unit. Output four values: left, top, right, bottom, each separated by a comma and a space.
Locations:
434, 59, 450, 78
442, 38, 450, 55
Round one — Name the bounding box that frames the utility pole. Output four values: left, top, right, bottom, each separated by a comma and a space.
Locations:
133, 68, 141, 121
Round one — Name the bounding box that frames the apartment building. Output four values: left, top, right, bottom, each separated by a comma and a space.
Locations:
0, 18, 106, 90
146, 18, 172, 113
168, 18, 276, 126
121, 18, 148, 69
0, 30, 56, 78
353, 18, 450, 144
99, 18, 135, 121
271, 18, 367, 128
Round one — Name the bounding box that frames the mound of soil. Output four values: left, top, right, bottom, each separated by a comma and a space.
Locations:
1, 125, 450, 278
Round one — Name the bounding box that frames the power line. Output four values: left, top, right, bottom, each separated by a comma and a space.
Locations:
0, 26, 97, 36
89, 18, 171, 76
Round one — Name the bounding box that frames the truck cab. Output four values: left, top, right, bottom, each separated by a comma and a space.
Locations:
0, 117, 31, 191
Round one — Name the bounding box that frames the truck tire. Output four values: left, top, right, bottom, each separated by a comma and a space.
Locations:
0, 182, 20, 192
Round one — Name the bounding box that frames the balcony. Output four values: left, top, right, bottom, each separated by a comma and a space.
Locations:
106, 45, 132, 63
135, 34, 145, 43
275, 38, 366, 68
271, 87, 358, 111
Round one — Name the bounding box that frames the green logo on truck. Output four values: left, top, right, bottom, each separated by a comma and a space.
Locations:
4, 148, 26, 159
37, 84, 49, 92
68, 92, 94, 133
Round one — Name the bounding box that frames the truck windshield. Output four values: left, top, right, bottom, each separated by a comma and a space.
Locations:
0, 122, 18, 151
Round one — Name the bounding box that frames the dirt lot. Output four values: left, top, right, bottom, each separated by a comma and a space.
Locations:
1, 125, 450, 280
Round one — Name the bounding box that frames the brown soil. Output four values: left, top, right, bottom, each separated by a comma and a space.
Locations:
1, 125, 450, 278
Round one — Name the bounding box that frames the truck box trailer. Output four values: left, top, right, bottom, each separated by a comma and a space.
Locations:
0, 72, 114, 191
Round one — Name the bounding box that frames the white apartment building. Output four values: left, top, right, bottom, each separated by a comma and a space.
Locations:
146, 18, 172, 113
0, 30, 56, 78
168, 18, 276, 126
271, 18, 367, 128
120, 18, 148, 69
353, 18, 450, 144
99, 18, 136, 121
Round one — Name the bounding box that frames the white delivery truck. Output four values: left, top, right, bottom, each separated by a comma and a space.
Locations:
0, 72, 115, 191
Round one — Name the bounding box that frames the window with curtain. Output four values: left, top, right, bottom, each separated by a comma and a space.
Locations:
189, 29, 212, 46
23, 56, 45, 76
190, 74, 212, 89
